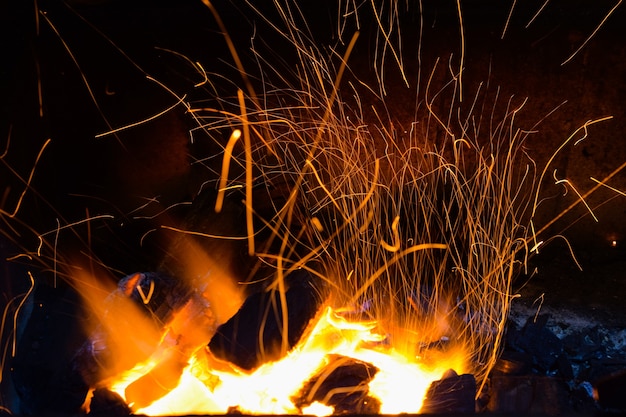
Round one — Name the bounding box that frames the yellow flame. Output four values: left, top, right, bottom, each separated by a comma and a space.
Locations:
108, 306, 467, 416
302, 401, 334, 416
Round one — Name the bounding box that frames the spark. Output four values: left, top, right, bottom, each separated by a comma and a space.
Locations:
310, 217, 324, 233
553, 170, 598, 222
501, 0, 517, 39
349, 243, 448, 305
561, 0, 623, 66
201, 0, 258, 103
95, 94, 188, 138
53, 218, 59, 287
1, 292, 29, 383
456, 0, 465, 101
590, 177, 626, 197
153, 47, 209, 88
35, 56, 43, 118
532, 116, 613, 219
534, 118, 624, 239
0, 138, 51, 219
525, 0, 551, 28
238, 89, 255, 256
369, 0, 408, 94
11, 272, 35, 357
529, 239, 544, 254
532, 293, 545, 322
38, 11, 121, 146
159, 225, 248, 240
36, 214, 115, 256
136, 279, 155, 305
215, 129, 242, 213
380, 215, 401, 252
131, 201, 194, 220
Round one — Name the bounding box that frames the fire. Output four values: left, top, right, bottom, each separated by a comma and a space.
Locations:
104, 306, 467, 415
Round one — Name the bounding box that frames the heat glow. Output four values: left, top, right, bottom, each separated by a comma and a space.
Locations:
107, 306, 467, 415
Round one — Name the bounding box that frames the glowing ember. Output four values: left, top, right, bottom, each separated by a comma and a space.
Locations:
105, 306, 467, 415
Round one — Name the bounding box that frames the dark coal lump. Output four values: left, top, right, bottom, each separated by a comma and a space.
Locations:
487, 312, 626, 414
295, 354, 381, 414
88, 388, 131, 415
209, 269, 327, 370
593, 369, 626, 412
420, 369, 476, 414
72, 271, 192, 387
508, 314, 564, 371
9, 283, 90, 415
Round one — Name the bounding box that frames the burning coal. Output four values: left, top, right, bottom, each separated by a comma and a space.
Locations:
72, 266, 470, 415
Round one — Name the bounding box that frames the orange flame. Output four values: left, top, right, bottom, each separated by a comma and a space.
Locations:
105, 306, 467, 415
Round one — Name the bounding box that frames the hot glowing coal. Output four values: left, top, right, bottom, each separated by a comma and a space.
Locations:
73, 265, 470, 415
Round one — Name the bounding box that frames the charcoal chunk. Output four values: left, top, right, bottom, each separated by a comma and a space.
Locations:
117, 271, 193, 326
491, 351, 532, 376
593, 369, 626, 412
71, 271, 191, 386
89, 388, 131, 415
420, 370, 476, 414
10, 283, 89, 415
208, 269, 325, 370
555, 353, 574, 379
295, 354, 380, 414
123, 345, 189, 411
510, 314, 563, 371
487, 375, 570, 415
